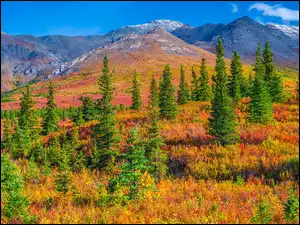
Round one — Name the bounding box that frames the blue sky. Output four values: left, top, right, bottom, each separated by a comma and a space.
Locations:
1, 1, 299, 36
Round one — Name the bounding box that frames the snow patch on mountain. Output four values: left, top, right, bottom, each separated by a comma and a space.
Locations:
267, 23, 299, 40
125, 20, 184, 33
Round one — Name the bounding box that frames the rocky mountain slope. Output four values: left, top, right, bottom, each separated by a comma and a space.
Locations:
172, 16, 299, 67
1, 17, 299, 91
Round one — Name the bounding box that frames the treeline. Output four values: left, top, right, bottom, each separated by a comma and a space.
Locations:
1, 37, 289, 223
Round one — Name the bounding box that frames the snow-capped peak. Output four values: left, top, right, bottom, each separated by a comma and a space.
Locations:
267, 23, 299, 40
125, 19, 184, 33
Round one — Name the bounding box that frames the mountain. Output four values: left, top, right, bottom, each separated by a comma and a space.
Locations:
106, 20, 185, 42
1, 17, 299, 91
172, 16, 299, 67
48, 28, 216, 78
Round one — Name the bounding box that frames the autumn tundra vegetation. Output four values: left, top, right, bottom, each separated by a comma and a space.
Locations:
1, 37, 299, 224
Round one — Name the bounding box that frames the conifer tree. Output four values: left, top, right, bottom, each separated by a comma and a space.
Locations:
108, 127, 151, 200
72, 107, 84, 126
42, 82, 59, 135
229, 51, 243, 102
131, 71, 142, 110
146, 108, 168, 181
269, 72, 284, 103
18, 83, 37, 131
191, 65, 199, 101
159, 64, 178, 120
81, 96, 97, 121
248, 43, 273, 125
208, 36, 239, 145
263, 41, 284, 103
1, 153, 35, 223
149, 73, 159, 108
177, 64, 190, 105
198, 58, 212, 101
92, 56, 119, 169
263, 41, 274, 83
2, 119, 12, 152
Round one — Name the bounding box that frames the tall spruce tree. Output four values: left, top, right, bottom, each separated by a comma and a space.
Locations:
149, 73, 159, 108
159, 64, 178, 120
263, 41, 274, 83
248, 43, 273, 124
81, 96, 97, 121
42, 82, 59, 135
131, 71, 142, 110
146, 107, 167, 182
92, 56, 119, 169
177, 64, 190, 105
18, 83, 37, 131
229, 51, 243, 103
208, 36, 239, 145
198, 58, 212, 101
108, 127, 151, 201
263, 41, 284, 103
191, 65, 199, 101
2, 119, 12, 152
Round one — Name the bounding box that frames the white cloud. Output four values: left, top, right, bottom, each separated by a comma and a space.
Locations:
249, 3, 299, 21
229, 3, 238, 13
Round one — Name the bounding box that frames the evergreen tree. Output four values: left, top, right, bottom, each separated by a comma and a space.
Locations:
108, 127, 151, 200
248, 43, 273, 124
269, 72, 284, 103
131, 71, 142, 110
72, 107, 84, 126
208, 36, 239, 145
284, 188, 299, 223
211, 74, 216, 98
191, 65, 199, 101
92, 56, 119, 170
2, 119, 12, 152
42, 82, 59, 135
1, 153, 35, 223
198, 58, 212, 101
177, 64, 190, 105
81, 96, 97, 121
149, 73, 159, 108
229, 51, 243, 102
18, 83, 37, 131
263, 41, 274, 83
146, 108, 168, 182
263, 41, 284, 103
159, 64, 178, 120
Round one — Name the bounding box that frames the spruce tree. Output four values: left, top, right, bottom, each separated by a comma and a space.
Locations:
92, 56, 119, 169
72, 107, 84, 126
248, 43, 273, 125
269, 72, 284, 103
1, 153, 35, 223
146, 108, 168, 182
81, 96, 97, 121
191, 65, 199, 101
131, 71, 142, 110
177, 64, 190, 105
149, 73, 159, 108
198, 58, 212, 101
42, 82, 59, 135
263, 41, 274, 83
263, 41, 284, 103
2, 119, 12, 152
208, 36, 239, 145
159, 64, 178, 120
229, 51, 243, 102
108, 127, 151, 200
18, 83, 37, 131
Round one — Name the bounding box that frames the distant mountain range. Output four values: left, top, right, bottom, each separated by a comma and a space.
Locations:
1, 16, 299, 91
